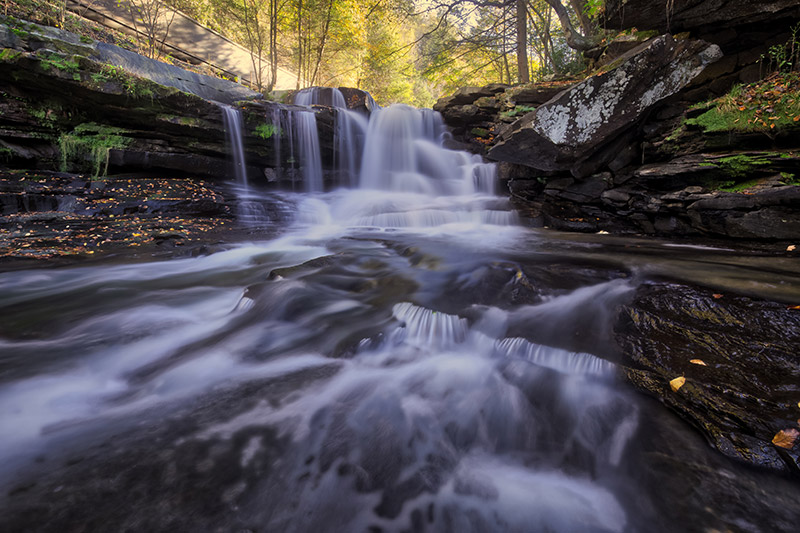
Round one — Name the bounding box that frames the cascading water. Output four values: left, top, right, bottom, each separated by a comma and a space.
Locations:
220, 103, 267, 224
295, 87, 369, 188
3, 90, 795, 533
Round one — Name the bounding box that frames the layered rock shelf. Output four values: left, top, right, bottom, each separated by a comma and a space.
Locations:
434, 2, 800, 241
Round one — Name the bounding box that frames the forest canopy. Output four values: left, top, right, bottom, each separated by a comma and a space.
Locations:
2, 0, 605, 105
165, 0, 604, 106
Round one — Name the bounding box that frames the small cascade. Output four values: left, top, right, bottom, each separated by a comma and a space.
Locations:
220, 104, 266, 224
294, 111, 323, 192
359, 104, 495, 195
220, 104, 247, 186
295, 87, 368, 188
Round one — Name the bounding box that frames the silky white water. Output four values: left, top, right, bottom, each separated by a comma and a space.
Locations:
8, 99, 792, 532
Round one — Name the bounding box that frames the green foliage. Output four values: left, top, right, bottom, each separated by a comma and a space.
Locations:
500, 105, 537, 119
254, 123, 281, 140
28, 102, 61, 128
780, 172, 799, 185
0, 48, 22, 62
59, 123, 132, 177
763, 22, 799, 73
584, 0, 605, 19
97, 63, 155, 99
0, 145, 14, 161
38, 52, 80, 74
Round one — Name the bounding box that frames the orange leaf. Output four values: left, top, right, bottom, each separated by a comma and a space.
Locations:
690, 359, 707, 366
795, 116, 800, 122
788, 305, 800, 310
712, 293, 723, 299
670, 376, 686, 392
772, 428, 799, 449
770, 123, 776, 129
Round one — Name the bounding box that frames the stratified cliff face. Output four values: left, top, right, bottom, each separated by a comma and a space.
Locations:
0, 19, 351, 186
435, 1, 800, 240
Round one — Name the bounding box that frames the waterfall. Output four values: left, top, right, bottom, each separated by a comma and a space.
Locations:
220, 104, 247, 186
220, 103, 266, 224
359, 104, 495, 195
294, 111, 324, 193
295, 87, 368, 188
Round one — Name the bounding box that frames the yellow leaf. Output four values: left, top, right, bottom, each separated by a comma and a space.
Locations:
690, 359, 707, 366
788, 245, 797, 252
772, 428, 799, 449
789, 305, 800, 310
670, 376, 686, 392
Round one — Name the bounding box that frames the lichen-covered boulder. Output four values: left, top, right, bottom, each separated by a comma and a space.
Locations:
488, 35, 722, 178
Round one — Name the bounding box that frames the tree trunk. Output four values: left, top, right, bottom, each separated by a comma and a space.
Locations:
296, 0, 303, 89
542, 0, 595, 51
569, 0, 595, 37
516, 0, 529, 83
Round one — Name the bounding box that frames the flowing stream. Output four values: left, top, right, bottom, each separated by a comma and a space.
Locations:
2, 102, 800, 532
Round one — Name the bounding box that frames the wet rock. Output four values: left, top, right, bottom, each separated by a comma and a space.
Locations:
433, 85, 507, 111
616, 283, 800, 473
488, 35, 722, 177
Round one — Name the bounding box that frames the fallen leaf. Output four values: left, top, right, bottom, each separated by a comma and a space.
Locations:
712, 293, 723, 299
670, 376, 686, 392
789, 305, 800, 310
788, 245, 796, 252
690, 359, 707, 366
772, 428, 799, 449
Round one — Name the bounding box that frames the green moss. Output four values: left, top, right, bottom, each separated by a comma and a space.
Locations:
0, 48, 22, 62
59, 123, 132, 177
254, 123, 282, 140
717, 178, 762, 193
28, 103, 61, 128
500, 104, 537, 119
470, 127, 490, 138
10, 27, 30, 39
38, 53, 80, 74
97, 63, 155, 99
780, 172, 800, 185
701, 154, 773, 178
179, 116, 202, 126
79, 35, 93, 44
685, 74, 800, 134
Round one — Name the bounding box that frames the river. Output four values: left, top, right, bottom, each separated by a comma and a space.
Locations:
1, 100, 799, 532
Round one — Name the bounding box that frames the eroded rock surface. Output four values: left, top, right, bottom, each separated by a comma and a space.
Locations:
617, 283, 800, 473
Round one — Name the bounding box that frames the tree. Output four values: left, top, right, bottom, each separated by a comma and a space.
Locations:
540, 0, 598, 51
121, 0, 177, 60
516, 0, 529, 82
220, 0, 281, 92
